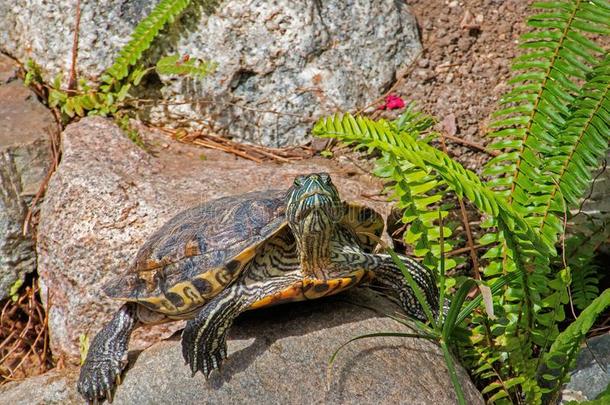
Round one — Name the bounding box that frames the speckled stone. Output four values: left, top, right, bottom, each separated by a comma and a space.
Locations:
0, 1, 421, 146
0, 54, 54, 300
561, 333, 610, 402
0, 290, 484, 405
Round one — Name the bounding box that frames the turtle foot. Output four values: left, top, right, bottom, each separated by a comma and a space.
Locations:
77, 303, 137, 403
181, 320, 228, 378
78, 356, 126, 403
77, 359, 126, 403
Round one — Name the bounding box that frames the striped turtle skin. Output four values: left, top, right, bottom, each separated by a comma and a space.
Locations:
77, 173, 439, 403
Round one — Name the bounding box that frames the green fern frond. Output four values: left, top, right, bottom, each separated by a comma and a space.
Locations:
314, 113, 558, 404
101, 0, 192, 85
540, 288, 610, 395
313, 113, 552, 258
484, 0, 609, 246
566, 218, 609, 310
473, 2, 609, 400
542, 54, 610, 223
571, 261, 601, 310
372, 106, 459, 270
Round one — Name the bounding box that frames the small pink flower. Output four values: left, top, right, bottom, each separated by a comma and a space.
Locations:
377, 94, 406, 110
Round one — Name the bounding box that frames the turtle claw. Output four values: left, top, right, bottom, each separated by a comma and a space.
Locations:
199, 344, 227, 378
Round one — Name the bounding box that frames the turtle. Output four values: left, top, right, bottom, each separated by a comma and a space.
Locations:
77, 172, 439, 403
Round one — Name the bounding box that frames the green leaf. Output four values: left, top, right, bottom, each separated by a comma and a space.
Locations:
9, 278, 24, 302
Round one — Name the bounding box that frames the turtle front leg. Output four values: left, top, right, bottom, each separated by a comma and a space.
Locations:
181, 276, 298, 378
333, 250, 439, 321
78, 302, 139, 403
371, 253, 440, 321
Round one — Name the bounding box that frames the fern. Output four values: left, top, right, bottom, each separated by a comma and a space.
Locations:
313, 114, 551, 258
468, 1, 610, 401
27, 0, 219, 145
313, 4, 609, 399
566, 219, 608, 310
100, 0, 192, 86
540, 53, 610, 236
314, 112, 556, 404
372, 106, 460, 271
484, 0, 609, 247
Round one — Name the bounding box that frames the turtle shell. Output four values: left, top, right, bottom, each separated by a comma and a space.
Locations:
103, 189, 384, 317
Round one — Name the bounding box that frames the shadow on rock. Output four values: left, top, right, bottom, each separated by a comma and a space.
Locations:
126, 287, 394, 389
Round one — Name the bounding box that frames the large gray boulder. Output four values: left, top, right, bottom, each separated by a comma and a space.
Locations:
37, 116, 390, 362
0, 54, 54, 300
0, 1, 421, 146
0, 290, 484, 404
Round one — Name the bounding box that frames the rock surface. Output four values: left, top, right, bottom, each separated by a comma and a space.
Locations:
561, 333, 610, 403
0, 54, 54, 300
569, 151, 610, 249
0, 290, 484, 404
0, 1, 421, 146
37, 116, 392, 361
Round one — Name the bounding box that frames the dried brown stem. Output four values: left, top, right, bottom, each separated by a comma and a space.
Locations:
442, 133, 500, 157
0, 281, 52, 384
67, 0, 81, 92
157, 126, 312, 163
438, 132, 481, 279
445, 244, 485, 257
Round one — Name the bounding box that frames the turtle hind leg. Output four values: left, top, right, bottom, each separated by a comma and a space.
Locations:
77, 302, 139, 403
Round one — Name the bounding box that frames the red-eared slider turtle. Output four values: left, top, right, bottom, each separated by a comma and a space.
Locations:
77, 173, 438, 402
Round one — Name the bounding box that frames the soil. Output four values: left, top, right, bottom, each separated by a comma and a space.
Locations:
388, 0, 533, 171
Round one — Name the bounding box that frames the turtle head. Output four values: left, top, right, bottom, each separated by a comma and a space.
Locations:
286, 172, 344, 230
285, 172, 344, 239
286, 173, 344, 277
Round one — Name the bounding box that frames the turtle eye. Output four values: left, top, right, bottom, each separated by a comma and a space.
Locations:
293, 175, 305, 187
319, 173, 331, 184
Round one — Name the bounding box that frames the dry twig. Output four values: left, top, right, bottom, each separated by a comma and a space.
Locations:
157, 127, 314, 163
0, 280, 52, 384
67, 0, 81, 92
442, 133, 500, 157
438, 132, 482, 279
